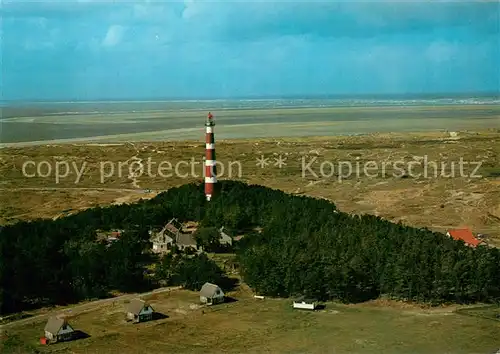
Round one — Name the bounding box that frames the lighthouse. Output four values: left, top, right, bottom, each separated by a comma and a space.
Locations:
204, 112, 216, 201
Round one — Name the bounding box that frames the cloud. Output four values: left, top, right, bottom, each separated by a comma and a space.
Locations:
177, 1, 499, 42
102, 25, 125, 47
2, 0, 499, 100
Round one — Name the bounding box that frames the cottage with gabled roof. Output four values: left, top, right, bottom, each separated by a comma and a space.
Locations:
177, 232, 202, 252
446, 228, 482, 248
150, 224, 175, 253
44, 316, 75, 343
125, 299, 154, 323
200, 282, 224, 305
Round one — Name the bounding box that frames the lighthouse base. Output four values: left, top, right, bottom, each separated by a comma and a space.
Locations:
206, 195, 212, 201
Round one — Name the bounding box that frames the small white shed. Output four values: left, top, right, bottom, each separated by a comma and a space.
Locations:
292, 297, 318, 310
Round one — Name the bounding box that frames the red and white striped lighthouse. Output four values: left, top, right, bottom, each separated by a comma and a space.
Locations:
204, 112, 216, 201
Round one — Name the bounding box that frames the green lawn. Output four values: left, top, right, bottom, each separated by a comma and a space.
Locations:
3, 289, 499, 354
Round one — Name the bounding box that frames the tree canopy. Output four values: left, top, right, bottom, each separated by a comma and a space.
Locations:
193, 227, 221, 252
1, 180, 499, 315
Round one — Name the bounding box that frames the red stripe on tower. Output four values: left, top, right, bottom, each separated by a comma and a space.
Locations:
204, 112, 216, 201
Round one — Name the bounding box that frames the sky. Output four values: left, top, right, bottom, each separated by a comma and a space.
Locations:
1, 0, 499, 100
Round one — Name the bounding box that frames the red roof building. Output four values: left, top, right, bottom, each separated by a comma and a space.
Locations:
446, 228, 482, 248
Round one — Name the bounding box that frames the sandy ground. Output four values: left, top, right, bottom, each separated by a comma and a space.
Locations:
1, 130, 499, 246
1, 105, 499, 147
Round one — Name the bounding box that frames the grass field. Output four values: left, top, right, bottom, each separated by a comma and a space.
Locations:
3, 285, 500, 354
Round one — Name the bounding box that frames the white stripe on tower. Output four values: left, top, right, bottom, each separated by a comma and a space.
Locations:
204, 112, 216, 201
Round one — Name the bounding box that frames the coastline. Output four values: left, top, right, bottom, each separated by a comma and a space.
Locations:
1, 104, 499, 148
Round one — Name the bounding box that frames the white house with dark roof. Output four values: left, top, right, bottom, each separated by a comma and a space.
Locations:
200, 282, 225, 305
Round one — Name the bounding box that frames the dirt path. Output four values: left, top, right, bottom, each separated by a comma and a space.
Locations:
127, 156, 143, 189
0, 187, 145, 192
124, 142, 143, 189
0, 286, 182, 330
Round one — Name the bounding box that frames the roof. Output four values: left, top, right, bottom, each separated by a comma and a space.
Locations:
125, 299, 150, 315
96, 229, 123, 240
200, 282, 222, 298
294, 296, 317, 303
152, 235, 174, 244
447, 228, 481, 247
44, 316, 72, 334
177, 233, 197, 246
165, 223, 180, 234
161, 218, 183, 234
152, 225, 174, 243
219, 230, 232, 244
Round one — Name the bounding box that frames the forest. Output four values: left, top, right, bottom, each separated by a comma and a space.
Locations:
1, 180, 499, 315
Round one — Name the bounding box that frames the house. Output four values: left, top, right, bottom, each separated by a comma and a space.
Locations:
149, 219, 204, 253
150, 225, 175, 253
219, 227, 233, 246
96, 229, 123, 244
125, 299, 154, 323
446, 228, 483, 248
44, 316, 75, 343
200, 282, 225, 305
177, 232, 202, 252
292, 297, 318, 310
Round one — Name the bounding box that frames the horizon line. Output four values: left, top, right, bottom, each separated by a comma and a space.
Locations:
2, 91, 499, 104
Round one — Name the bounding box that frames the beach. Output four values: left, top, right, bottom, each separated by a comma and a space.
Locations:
1, 100, 499, 147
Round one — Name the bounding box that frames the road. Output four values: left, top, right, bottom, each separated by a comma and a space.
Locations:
0, 286, 182, 330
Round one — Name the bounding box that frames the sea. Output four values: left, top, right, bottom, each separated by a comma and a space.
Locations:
1, 94, 499, 117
